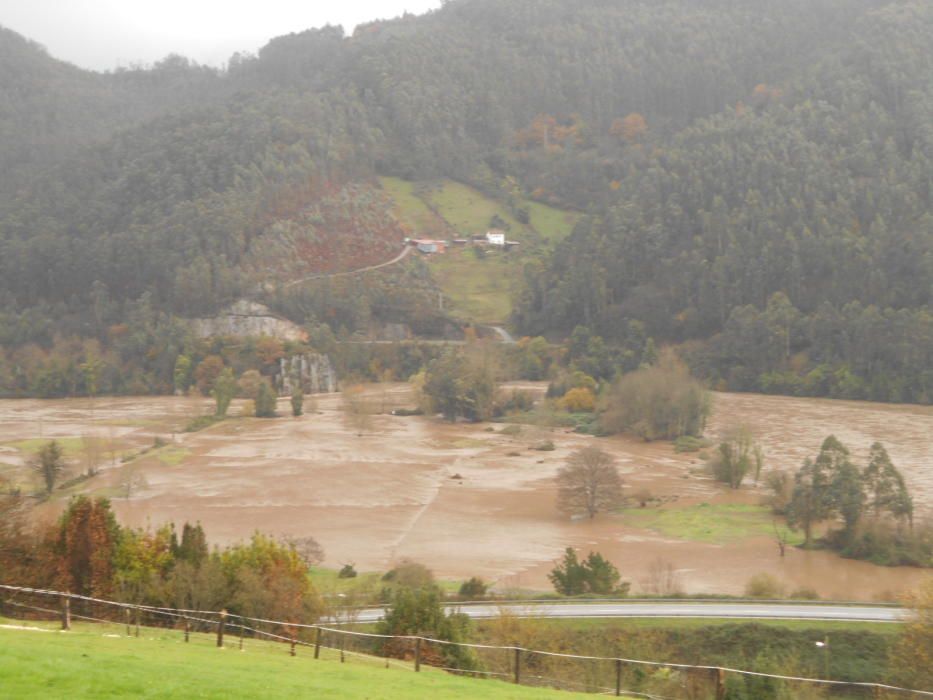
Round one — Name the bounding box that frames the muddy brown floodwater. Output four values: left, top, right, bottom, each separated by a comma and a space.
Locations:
1, 387, 930, 600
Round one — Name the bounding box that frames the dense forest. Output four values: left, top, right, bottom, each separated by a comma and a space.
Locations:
0, 0, 930, 401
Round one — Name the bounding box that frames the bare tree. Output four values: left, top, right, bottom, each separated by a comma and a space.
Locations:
80, 434, 104, 477
118, 467, 148, 499
640, 558, 683, 596
556, 447, 623, 519
284, 535, 325, 568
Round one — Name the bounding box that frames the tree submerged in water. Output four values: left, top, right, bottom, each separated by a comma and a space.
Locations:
601, 353, 711, 441
556, 446, 623, 519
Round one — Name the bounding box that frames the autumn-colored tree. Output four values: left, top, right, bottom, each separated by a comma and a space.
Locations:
0, 496, 59, 587
561, 387, 596, 412
56, 496, 119, 597
889, 579, 933, 690
222, 533, 321, 627
194, 355, 225, 395
113, 525, 174, 603
255, 336, 285, 370
610, 112, 647, 143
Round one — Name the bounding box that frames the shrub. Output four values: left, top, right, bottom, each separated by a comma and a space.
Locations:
458, 577, 488, 599
500, 424, 522, 436
547, 370, 597, 399
237, 369, 264, 400
789, 587, 820, 600
632, 488, 654, 507
673, 436, 711, 453
561, 387, 596, 412
708, 427, 764, 489
532, 440, 556, 451
744, 573, 785, 599
338, 563, 358, 579
254, 382, 277, 418
184, 415, 223, 432
549, 548, 630, 596
495, 389, 535, 415
381, 559, 434, 589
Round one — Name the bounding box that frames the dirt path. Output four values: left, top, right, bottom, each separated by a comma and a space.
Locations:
282, 244, 411, 288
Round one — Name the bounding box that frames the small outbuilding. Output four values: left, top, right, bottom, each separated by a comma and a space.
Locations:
485, 230, 507, 246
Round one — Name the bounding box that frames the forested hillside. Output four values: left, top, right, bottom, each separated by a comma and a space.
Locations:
0, 0, 930, 401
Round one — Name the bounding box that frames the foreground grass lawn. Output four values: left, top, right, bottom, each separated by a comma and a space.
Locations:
0, 621, 600, 699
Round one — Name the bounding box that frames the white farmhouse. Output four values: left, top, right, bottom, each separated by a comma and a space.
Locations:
485, 230, 506, 246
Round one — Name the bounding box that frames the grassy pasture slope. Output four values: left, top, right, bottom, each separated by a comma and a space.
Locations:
379, 177, 577, 324
0, 620, 601, 699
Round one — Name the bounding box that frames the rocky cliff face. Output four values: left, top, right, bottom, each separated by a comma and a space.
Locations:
276, 354, 338, 396
191, 300, 306, 342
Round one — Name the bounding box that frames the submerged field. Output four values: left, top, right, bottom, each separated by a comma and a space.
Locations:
2, 388, 931, 601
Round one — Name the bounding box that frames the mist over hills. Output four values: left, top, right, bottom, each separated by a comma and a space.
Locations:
0, 0, 930, 401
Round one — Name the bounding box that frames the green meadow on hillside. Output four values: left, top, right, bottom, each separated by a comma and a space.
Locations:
0, 620, 603, 699
380, 177, 577, 324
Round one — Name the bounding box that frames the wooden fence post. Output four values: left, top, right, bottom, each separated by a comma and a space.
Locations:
340, 633, 345, 663
314, 627, 322, 659
715, 668, 726, 700
60, 595, 71, 631
184, 617, 190, 643
290, 637, 297, 657
615, 659, 622, 696
514, 648, 521, 685
414, 638, 422, 672
216, 609, 227, 648
124, 607, 130, 636
134, 606, 140, 637
239, 618, 244, 650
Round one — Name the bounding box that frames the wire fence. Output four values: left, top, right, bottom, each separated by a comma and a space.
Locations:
1, 584, 929, 700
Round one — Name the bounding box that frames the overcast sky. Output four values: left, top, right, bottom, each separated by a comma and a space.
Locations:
1, 0, 442, 71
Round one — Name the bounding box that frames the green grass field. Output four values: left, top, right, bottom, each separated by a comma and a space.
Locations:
428, 248, 516, 323
621, 504, 804, 545
379, 176, 448, 237
520, 199, 580, 244
422, 180, 524, 235
0, 620, 601, 699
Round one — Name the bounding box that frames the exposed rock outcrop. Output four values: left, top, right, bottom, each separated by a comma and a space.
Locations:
277, 353, 338, 396
191, 300, 306, 342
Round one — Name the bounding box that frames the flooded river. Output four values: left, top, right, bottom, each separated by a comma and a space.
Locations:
1, 388, 930, 600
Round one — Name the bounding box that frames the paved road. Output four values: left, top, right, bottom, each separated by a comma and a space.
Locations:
349, 601, 907, 624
